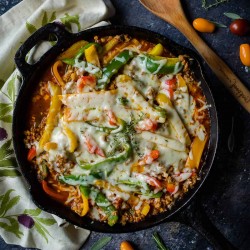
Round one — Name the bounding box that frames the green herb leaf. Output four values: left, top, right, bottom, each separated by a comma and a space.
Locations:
7, 74, 16, 102
0, 103, 13, 116
0, 189, 14, 216
152, 232, 169, 250
60, 13, 80, 32
42, 11, 48, 26
0, 169, 21, 177
24, 208, 42, 217
0, 115, 12, 123
4, 195, 20, 212
35, 217, 56, 226
0, 157, 17, 167
202, 0, 229, 10
0, 139, 13, 160
210, 21, 227, 28
90, 236, 112, 250
0, 220, 23, 239
224, 12, 242, 20
0, 79, 5, 90
49, 11, 57, 23
26, 21, 37, 34
34, 222, 49, 243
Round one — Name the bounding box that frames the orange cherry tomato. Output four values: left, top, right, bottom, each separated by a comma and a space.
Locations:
193, 18, 216, 33
240, 44, 250, 66
120, 241, 134, 250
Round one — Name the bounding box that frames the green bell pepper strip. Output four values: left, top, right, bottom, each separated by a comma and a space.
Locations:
58, 174, 96, 186
80, 140, 132, 176
140, 54, 183, 75
62, 42, 102, 65
80, 185, 91, 198
86, 122, 117, 133
95, 191, 118, 226
141, 191, 163, 198
96, 50, 135, 90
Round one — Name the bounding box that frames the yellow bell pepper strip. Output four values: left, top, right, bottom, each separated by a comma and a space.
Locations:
185, 135, 208, 168
42, 180, 68, 202
63, 125, 78, 153
85, 44, 101, 67
149, 43, 164, 56
140, 54, 183, 75
94, 180, 124, 193
102, 35, 121, 55
52, 61, 65, 87
79, 186, 90, 216
44, 142, 57, 151
39, 82, 62, 149
177, 74, 187, 88
97, 50, 135, 90
80, 194, 89, 216
141, 203, 150, 216
156, 92, 191, 146
57, 40, 88, 60
62, 42, 102, 65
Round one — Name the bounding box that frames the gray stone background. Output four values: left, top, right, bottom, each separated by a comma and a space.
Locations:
0, 0, 249, 249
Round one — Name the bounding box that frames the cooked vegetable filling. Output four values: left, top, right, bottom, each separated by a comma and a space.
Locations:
24, 34, 210, 225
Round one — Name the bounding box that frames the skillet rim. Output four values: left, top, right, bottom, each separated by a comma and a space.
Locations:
12, 23, 218, 233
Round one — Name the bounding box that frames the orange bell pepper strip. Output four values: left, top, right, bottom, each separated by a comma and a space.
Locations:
52, 60, 65, 87
42, 180, 68, 202
27, 147, 36, 161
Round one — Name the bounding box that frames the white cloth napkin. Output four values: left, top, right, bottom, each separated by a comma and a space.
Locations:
0, 0, 114, 249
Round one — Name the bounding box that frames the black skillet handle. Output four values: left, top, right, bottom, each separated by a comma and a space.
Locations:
173, 197, 237, 250
15, 22, 71, 78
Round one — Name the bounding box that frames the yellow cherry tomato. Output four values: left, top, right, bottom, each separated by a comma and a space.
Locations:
239, 44, 250, 66
120, 241, 134, 250
193, 18, 216, 33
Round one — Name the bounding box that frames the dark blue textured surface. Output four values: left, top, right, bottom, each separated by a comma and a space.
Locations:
1, 0, 250, 249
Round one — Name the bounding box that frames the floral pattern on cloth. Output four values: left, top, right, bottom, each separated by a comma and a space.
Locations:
0, 0, 115, 249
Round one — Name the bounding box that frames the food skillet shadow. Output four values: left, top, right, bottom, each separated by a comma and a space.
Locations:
13, 23, 233, 249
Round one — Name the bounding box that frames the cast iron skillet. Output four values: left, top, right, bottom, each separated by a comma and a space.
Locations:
13, 23, 233, 249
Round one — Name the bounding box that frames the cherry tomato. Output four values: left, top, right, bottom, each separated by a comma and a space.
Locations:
193, 18, 216, 33
230, 19, 250, 36
120, 241, 134, 250
239, 44, 250, 66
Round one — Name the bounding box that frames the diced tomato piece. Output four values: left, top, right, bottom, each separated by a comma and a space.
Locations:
150, 150, 160, 160
77, 75, 96, 92
145, 176, 162, 188
106, 110, 117, 126
83, 134, 105, 157
166, 183, 175, 193
95, 146, 105, 157
27, 147, 36, 161
138, 150, 160, 166
165, 77, 177, 100
136, 119, 158, 132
